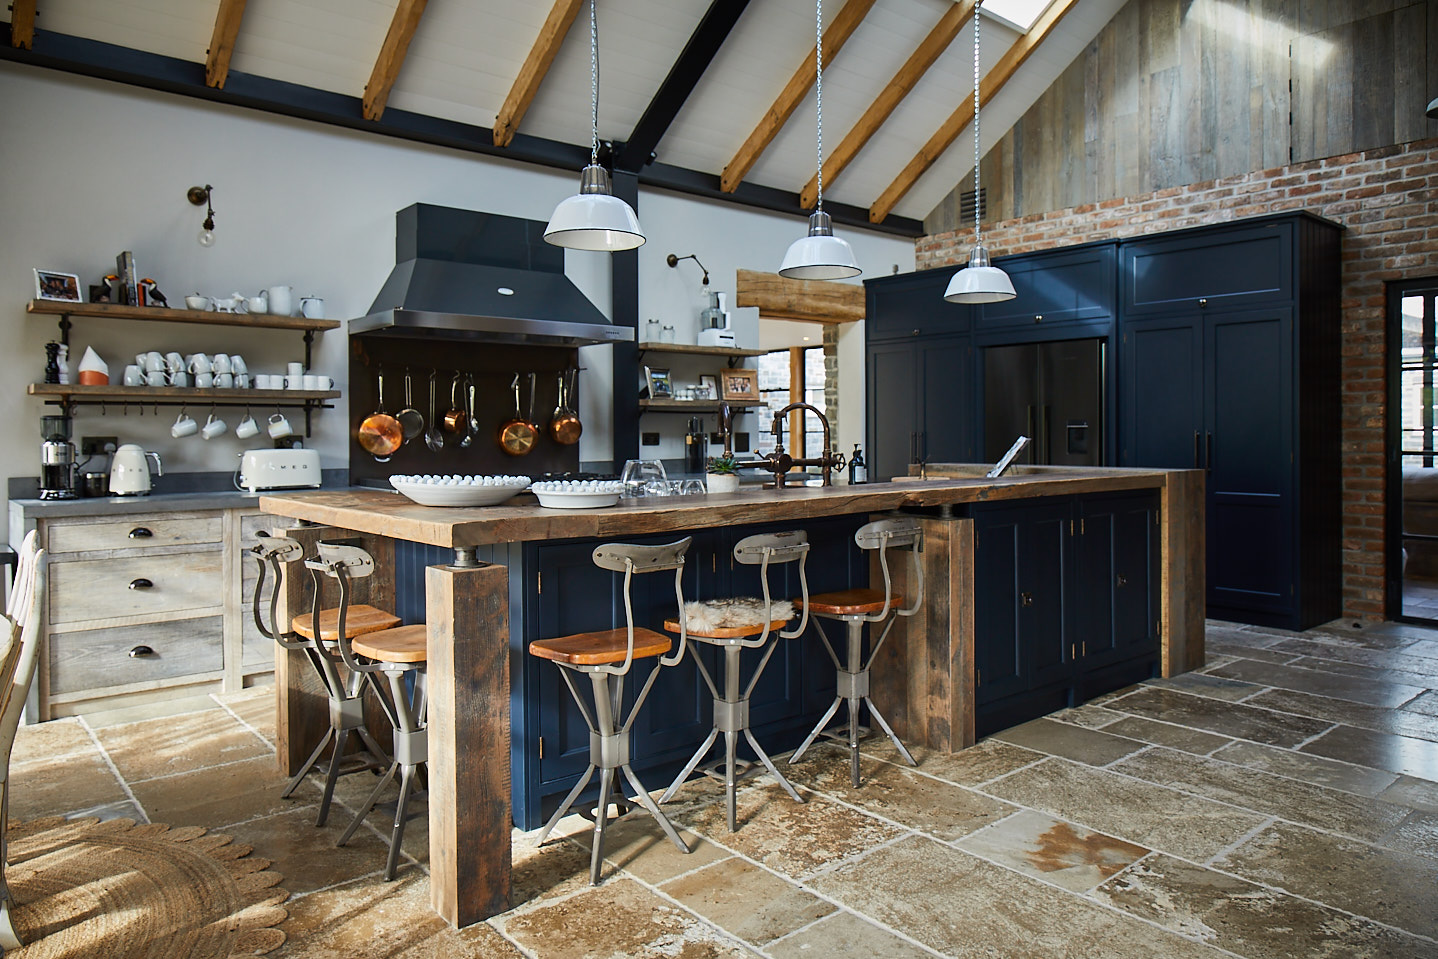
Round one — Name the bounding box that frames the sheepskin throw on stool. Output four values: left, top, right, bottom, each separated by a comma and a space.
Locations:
682, 598, 796, 632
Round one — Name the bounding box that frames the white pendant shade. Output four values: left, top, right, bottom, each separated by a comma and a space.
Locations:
944, 244, 1015, 304
544, 164, 645, 252
779, 211, 861, 280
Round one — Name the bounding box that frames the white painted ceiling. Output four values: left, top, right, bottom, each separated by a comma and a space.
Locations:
10, 0, 1127, 225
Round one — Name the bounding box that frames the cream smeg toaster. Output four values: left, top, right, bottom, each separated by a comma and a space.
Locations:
238, 448, 322, 492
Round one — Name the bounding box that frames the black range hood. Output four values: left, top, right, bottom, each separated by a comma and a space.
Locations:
350, 204, 633, 347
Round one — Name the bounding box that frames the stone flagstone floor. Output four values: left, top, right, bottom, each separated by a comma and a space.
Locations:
11, 619, 1438, 957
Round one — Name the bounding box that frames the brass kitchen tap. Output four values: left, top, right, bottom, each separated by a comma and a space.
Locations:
760, 402, 844, 489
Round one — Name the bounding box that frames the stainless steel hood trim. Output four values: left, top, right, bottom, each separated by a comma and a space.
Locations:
350, 309, 635, 346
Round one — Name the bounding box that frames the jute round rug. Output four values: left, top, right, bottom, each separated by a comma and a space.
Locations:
5, 816, 288, 958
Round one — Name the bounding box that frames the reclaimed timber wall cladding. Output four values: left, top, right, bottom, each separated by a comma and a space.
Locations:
925, 0, 1438, 232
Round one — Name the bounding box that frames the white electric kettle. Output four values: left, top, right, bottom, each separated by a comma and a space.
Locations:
109, 444, 163, 496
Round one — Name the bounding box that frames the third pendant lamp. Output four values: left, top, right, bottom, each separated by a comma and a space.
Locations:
779, 0, 860, 280
944, 3, 1013, 304
544, 0, 645, 251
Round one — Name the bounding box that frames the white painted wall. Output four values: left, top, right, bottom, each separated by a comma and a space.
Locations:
0, 62, 913, 485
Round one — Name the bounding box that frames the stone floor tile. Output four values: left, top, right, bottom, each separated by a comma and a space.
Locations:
1110, 747, 1409, 842
660, 857, 834, 946
94, 708, 271, 782
867, 738, 1045, 788
1284, 654, 1438, 691
1246, 687, 1438, 743
1380, 774, 1438, 813
1382, 810, 1438, 860
8, 716, 95, 766
323, 766, 429, 865
1103, 686, 1333, 747
1046, 704, 1126, 729
213, 684, 277, 743
1100, 716, 1233, 755
496, 877, 756, 959
1209, 740, 1399, 797
129, 754, 313, 829
1203, 640, 1301, 666
797, 746, 1016, 841
225, 806, 404, 896
1204, 623, 1284, 647
1141, 672, 1266, 702
1214, 821, 1438, 940
956, 808, 1148, 892
67, 798, 147, 822
1096, 852, 1436, 959
1300, 724, 1438, 781
764, 910, 936, 959
811, 835, 1225, 958
510, 827, 601, 909
9, 749, 126, 820
1403, 690, 1438, 717
1208, 658, 1428, 708
562, 813, 731, 885
981, 758, 1268, 861
989, 717, 1147, 766
1266, 638, 1438, 683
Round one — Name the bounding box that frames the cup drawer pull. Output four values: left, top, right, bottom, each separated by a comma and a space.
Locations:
128, 645, 155, 658
128, 527, 153, 539
128, 578, 154, 590
1020, 591, 1035, 607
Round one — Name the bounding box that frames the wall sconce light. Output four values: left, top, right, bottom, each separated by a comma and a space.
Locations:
666, 253, 710, 287
187, 184, 216, 248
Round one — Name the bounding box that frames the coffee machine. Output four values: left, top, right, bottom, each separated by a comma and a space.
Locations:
40, 415, 78, 500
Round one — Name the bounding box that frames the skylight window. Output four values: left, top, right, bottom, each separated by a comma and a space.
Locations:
980, 0, 1052, 32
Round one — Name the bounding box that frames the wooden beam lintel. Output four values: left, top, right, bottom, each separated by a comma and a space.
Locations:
735, 268, 864, 324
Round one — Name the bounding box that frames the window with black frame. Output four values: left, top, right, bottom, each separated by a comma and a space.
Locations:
1398, 287, 1438, 620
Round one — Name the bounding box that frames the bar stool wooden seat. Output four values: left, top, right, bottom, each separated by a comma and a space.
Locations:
530, 538, 694, 885
246, 532, 393, 828
660, 530, 810, 832
789, 517, 923, 787
306, 542, 429, 882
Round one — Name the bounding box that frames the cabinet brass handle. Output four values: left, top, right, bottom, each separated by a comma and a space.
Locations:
128, 527, 153, 539
1020, 591, 1034, 607
1198, 297, 1208, 307
128, 578, 153, 590
1034, 314, 1043, 322
128, 645, 154, 657
1116, 574, 1128, 588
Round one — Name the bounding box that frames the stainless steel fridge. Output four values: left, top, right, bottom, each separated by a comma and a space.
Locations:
983, 338, 1105, 465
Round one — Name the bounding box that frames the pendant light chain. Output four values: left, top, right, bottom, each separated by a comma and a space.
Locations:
972, 3, 981, 246
815, 0, 824, 213
590, 0, 599, 166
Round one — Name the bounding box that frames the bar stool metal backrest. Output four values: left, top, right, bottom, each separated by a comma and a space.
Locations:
855, 517, 925, 621
591, 538, 692, 674
731, 529, 812, 644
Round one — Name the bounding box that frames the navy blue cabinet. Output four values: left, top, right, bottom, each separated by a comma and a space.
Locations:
866, 335, 974, 483
865, 267, 972, 341
977, 242, 1117, 334
1121, 221, 1294, 316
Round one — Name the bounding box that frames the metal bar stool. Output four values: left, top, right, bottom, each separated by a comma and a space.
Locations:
660, 530, 811, 832
530, 537, 694, 884
789, 517, 923, 786
246, 532, 393, 828
303, 541, 429, 881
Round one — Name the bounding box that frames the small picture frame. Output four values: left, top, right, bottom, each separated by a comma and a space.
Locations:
34, 269, 82, 302
645, 366, 674, 399
720, 367, 759, 401
697, 374, 718, 400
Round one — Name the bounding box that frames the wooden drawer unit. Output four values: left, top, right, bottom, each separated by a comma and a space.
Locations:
49, 617, 224, 696
46, 514, 223, 554
49, 550, 223, 625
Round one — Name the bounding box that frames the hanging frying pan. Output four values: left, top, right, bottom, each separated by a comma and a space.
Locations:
498, 372, 538, 456
357, 370, 402, 460
550, 368, 582, 445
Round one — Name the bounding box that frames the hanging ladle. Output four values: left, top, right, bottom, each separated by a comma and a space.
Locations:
424, 370, 445, 452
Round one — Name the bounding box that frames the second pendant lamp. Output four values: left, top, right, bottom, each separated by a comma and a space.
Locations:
779, 0, 860, 280
544, 0, 645, 252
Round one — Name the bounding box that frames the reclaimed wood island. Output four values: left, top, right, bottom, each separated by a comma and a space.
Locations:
259, 464, 1203, 927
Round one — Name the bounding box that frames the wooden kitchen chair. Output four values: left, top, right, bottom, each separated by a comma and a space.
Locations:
529, 537, 694, 885
661, 530, 811, 832
789, 517, 923, 787
246, 531, 393, 829
306, 542, 429, 882
0, 532, 47, 951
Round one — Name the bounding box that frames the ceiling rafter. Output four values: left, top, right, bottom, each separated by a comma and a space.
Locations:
363, 0, 429, 122
204, 0, 247, 90
797, 0, 975, 210
9, 0, 35, 49
719, 0, 876, 194
869, 0, 1079, 223
493, 0, 584, 147
618, 0, 753, 172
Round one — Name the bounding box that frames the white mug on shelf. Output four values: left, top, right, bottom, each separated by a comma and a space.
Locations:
165, 352, 185, 373
234, 373, 250, 389
122, 365, 144, 386
189, 353, 212, 374
212, 353, 232, 374
286, 361, 304, 378
201, 413, 228, 440
285, 374, 303, 390
169, 370, 190, 388
194, 371, 214, 389
171, 411, 198, 438
268, 413, 293, 439
214, 372, 235, 388
144, 351, 166, 373
235, 414, 260, 439
230, 355, 247, 375
145, 370, 167, 387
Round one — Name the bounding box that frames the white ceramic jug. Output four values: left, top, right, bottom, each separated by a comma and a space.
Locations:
300, 296, 325, 319
266, 285, 294, 317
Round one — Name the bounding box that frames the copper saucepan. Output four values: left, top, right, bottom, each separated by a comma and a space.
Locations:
443, 372, 468, 435
498, 372, 538, 456
357, 370, 403, 460
550, 368, 582, 445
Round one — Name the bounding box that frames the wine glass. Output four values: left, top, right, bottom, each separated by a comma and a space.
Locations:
620, 459, 668, 498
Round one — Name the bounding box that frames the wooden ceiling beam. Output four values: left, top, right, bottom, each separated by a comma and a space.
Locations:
735, 268, 863, 323
869, 0, 1079, 223
797, 0, 975, 210
363, 0, 429, 122
9, 0, 35, 49
719, 0, 876, 194
493, 0, 584, 147
204, 0, 247, 89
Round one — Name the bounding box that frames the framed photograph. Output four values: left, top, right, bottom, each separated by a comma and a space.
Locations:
34, 269, 82, 302
720, 367, 759, 401
697, 374, 718, 399
645, 366, 674, 399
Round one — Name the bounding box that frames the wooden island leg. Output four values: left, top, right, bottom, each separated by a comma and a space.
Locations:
1161, 470, 1206, 676
426, 560, 510, 927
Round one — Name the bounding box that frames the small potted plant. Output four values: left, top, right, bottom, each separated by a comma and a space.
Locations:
706, 452, 740, 493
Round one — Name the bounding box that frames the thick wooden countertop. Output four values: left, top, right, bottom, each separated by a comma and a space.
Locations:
259, 466, 1184, 549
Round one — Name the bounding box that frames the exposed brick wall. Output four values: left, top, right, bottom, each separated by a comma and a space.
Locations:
916, 137, 1438, 622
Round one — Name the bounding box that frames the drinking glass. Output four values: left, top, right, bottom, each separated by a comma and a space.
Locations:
620, 459, 668, 498
681, 479, 707, 495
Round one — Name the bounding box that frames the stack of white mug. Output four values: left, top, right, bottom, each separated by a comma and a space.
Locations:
253, 362, 332, 391
172, 408, 293, 440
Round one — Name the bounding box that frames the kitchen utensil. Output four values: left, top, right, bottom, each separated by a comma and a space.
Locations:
268, 412, 293, 439
266, 285, 294, 317
396, 370, 424, 444
459, 375, 475, 448
247, 292, 268, 313
109, 444, 162, 496
498, 372, 537, 457
550, 369, 582, 445
185, 294, 212, 311
171, 411, 198, 438
466, 378, 481, 444
201, 411, 228, 440
530, 480, 624, 509
235, 412, 260, 439
620, 459, 668, 498
424, 372, 445, 452
443, 373, 468, 434
238, 448, 321, 491
358, 371, 403, 459
39, 416, 77, 500
388, 474, 530, 507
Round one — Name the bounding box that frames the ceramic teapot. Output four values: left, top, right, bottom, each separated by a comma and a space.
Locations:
266, 285, 294, 317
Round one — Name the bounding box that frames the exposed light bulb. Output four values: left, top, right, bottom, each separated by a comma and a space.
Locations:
197, 228, 216, 248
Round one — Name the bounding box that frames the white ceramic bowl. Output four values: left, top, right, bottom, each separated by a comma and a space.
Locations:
531, 480, 624, 509
389, 474, 530, 507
